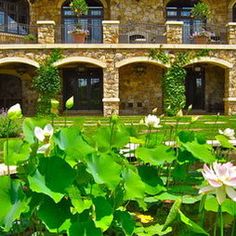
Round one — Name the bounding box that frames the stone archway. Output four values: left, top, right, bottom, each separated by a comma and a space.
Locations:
118, 62, 165, 115
0, 62, 38, 115
184, 62, 227, 113
59, 62, 104, 113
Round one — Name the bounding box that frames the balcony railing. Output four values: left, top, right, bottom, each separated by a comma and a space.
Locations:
56, 24, 103, 44
0, 23, 37, 44
0, 20, 233, 45
119, 23, 166, 44
183, 23, 227, 44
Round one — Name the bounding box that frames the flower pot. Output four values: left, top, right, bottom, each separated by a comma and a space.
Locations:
193, 35, 209, 44
71, 32, 88, 43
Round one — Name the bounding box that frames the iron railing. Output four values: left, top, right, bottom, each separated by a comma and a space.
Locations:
56, 24, 103, 44
119, 22, 166, 44
183, 23, 227, 44
0, 23, 37, 44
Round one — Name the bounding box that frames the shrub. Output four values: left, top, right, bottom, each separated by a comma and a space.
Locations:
0, 115, 21, 138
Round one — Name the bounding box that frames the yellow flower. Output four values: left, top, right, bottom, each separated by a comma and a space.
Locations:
135, 213, 154, 224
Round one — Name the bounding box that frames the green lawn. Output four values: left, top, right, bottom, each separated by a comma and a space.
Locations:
1, 115, 236, 163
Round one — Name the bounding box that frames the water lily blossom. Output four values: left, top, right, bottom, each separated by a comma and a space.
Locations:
219, 128, 235, 140
144, 114, 161, 128
7, 103, 22, 120
66, 96, 74, 109
199, 162, 236, 204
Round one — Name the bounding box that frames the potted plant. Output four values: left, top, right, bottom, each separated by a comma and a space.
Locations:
191, 2, 211, 20
191, 2, 212, 44
191, 30, 215, 44
68, 23, 89, 43
69, 0, 89, 43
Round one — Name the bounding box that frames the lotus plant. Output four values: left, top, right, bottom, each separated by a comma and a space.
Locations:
199, 162, 236, 204
34, 124, 54, 154
199, 162, 236, 236
144, 114, 161, 128
219, 128, 235, 140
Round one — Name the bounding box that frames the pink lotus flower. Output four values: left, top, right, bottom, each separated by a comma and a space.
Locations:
199, 162, 236, 204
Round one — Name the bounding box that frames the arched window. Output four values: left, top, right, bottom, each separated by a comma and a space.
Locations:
0, 0, 29, 35
166, 0, 205, 43
62, 0, 104, 43
233, 3, 236, 22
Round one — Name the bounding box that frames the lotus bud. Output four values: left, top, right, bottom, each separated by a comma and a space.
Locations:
7, 103, 22, 120
176, 109, 183, 117
187, 104, 192, 111
66, 96, 74, 110
191, 116, 199, 123
51, 99, 59, 114
152, 107, 158, 114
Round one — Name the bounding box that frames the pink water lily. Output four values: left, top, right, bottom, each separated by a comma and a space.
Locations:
199, 162, 236, 204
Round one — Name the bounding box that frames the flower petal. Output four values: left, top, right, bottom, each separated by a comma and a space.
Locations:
37, 143, 51, 154
199, 185, 215, 194
225, 186, 236, 202
216, 187, 226, 205
43, 124, 53, 137
34, 127, 45, 142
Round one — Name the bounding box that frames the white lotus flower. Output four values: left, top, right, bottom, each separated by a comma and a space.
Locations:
219, 128, 235, 140
34, 124, 54, 155
34, 124, 53, 142
199, 162, 236, 204
7, 103, 22, 120
144, 115, 161, 128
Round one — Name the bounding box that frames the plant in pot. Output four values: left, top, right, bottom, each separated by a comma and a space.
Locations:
69, 0, 89, 43
191, 2, 212, 44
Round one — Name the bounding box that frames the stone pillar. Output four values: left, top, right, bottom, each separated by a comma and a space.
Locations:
102, 21, 120, 44
37, 21, 55, 44
224, 68, 236, 115
227, 23, 236, 44
165, 21, 183, 44
103, 65, 120, 116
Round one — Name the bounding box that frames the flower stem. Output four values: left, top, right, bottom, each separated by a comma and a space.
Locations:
6, 119, 11, 177
219, 205, 224, 236
64, 109, 67, 127
231, 218, 235, 236
214, 210, 218, 236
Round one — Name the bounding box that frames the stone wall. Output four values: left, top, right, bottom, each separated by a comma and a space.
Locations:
0, 46, 236, 115
119, 63, 163, 115
205, 65, 225, 112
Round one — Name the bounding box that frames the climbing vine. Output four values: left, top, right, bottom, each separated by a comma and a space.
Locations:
150, 48, 211, 116
32, 49, 63, 115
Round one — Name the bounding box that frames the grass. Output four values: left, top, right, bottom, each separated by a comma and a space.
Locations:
1, 115, 236, 163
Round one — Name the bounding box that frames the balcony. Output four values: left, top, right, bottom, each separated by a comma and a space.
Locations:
0, 20, 235, 45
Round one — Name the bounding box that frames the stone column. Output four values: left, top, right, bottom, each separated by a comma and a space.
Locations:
224, 68, 236, 115
37, 21, 55, 44
227, 23, 236, 44
165, 21, 183, 44
103, 63, 120, 116
102, 20, 120, 44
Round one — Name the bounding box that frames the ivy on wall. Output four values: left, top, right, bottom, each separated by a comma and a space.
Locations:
150, 48, 211, 116
32, 49, 63, 115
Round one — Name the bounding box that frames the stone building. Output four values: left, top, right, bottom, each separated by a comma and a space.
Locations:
1, 0, 236, 116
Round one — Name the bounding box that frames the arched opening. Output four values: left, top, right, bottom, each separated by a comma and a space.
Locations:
119, 63, 164, 115
0, 62, 38, 115
166, 0, 204, 43
0, 0, 29, 35
61, 0, 104, 43
61, 63, 103, 113
0, 74, 22, 109
233, 3, 236, 22
184, 64, 225, 113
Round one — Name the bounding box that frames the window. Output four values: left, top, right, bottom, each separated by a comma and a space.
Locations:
0, 0, 29, 35
61, 0, 104, 43
166, 0, 205, 43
